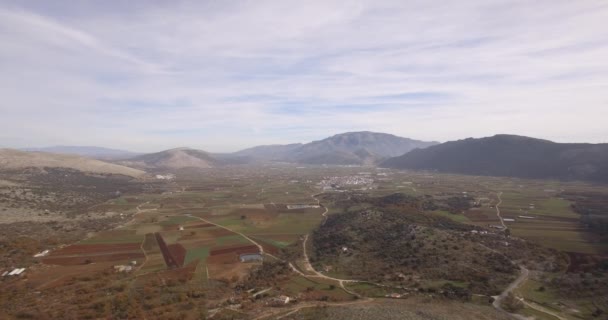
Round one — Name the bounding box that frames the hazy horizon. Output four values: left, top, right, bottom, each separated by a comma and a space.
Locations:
2, 0, 608, 152
6, 131, 608, 154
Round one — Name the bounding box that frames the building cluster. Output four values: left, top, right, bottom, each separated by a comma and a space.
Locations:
318, 175, 375, 190
114, 261, 138, 273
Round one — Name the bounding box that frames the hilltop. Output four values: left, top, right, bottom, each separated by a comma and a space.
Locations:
119, 147, 218, 170
0, 149, 144, 177
21, 146, 141, 160
382, 134, 608, 182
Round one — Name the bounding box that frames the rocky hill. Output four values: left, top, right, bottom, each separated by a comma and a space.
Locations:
0, 149, 144, 177
22, 146, 141, 160
120, 147, 218, 170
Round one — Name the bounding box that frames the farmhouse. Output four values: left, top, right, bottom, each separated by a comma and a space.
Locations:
33, 250, 50, 258
7, 268, 26, 276
268, 295, 291, 306
239, 253, 263, 262
114, 265, 133, 273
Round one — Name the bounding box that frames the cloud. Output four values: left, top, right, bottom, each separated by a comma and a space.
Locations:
1, 0, 607, 152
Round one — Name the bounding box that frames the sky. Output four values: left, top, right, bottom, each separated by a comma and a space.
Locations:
1, 0, 607, 152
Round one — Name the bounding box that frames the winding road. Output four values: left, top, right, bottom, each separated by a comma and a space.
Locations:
490, 192, 567, 320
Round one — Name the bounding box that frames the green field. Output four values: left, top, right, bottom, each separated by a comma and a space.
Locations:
184, 247, 210, 265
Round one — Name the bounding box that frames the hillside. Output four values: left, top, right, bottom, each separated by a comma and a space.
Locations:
382, 134, 608, 182
233, 143, 303, 161
121, 147, 218, 170
235, 132, 437, 165
311, 192, 563, 296
22, 146, 141, 160
0, 149, 144, 177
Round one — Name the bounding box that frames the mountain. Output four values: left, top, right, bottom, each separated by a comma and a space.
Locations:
120, 147, 218, 170
232, 143, 303, 161
287, 132, 438, 165
0, 149, 144, 177
22, 146, 141, 160
233, 132, 437, 165
381, 134, 608, 182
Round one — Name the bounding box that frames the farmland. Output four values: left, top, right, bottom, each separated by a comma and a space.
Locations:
1, 165, 607, 319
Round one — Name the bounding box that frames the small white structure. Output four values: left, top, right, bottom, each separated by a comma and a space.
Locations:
7, 268, 26, 276
341, 246, 348, 252
274, 295, 290, 304
114, 265, 133, 273
286, 204, 320, 210
33, 250, 50, 258
503, 218, 515, 222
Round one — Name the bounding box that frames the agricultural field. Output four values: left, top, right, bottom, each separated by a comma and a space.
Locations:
1, 165, 607, 319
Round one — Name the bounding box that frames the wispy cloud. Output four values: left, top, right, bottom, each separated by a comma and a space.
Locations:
1, 0, 607, 152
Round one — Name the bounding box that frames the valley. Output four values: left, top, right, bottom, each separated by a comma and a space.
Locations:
1, 161, 606, 319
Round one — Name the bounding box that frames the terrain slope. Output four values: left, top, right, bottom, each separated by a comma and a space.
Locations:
382, 134, 608, 182
0, 149, 144, 177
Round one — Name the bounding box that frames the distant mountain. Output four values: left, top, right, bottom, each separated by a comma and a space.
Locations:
233, 143, 303, 161
0, 149, 144, 177
287, 132, 438, 165
381, 134, 608, 182
22, 146, 141, 160
232, 132, 437, 165
120, 147, 218, 170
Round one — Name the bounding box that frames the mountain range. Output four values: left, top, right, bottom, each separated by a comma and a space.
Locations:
235, 132, 438, 165
381, 134, 608, 183
10, 133, 608, 183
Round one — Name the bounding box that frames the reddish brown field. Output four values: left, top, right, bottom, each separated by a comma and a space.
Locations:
167, 243, 187, 266
567, 252, 608, 273
155, 232, 180, 268
51, 243, 141, 255
208, 228, 234, 238
157, 261, 198, 283
42, 252, 144, 265
184, 223, 214, 229
210, 244, 258, 256
230, 208, 269, 216
250, 238, 280, 255
207, 252, 239, 264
